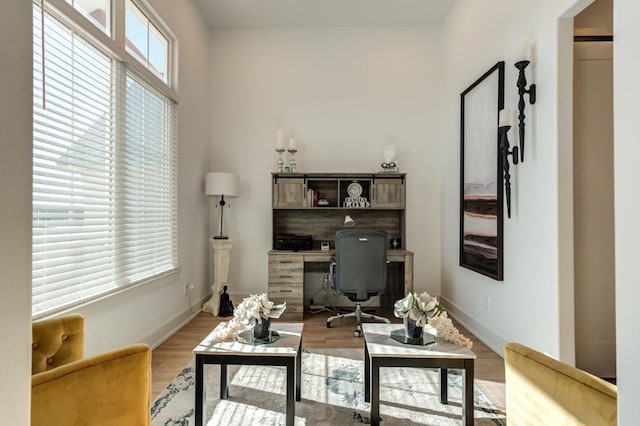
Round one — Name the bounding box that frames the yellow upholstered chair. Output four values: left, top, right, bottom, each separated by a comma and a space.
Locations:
504, 342, 617, 426
31, 314, 151, 426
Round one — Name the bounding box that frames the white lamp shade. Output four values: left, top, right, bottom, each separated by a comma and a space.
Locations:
205, 172, 239, 197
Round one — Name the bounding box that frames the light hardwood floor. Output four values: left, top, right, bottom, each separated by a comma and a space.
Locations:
151, 309, 506, 413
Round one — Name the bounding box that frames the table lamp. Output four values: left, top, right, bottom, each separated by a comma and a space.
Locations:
205, 172, 239, 239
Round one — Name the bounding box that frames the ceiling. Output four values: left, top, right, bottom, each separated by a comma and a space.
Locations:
191, 0, 457, 29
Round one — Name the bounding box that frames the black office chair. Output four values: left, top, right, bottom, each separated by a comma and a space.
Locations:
326, 229, 391, 337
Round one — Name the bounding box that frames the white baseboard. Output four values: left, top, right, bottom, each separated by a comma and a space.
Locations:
439, 295, 507, 358
141, 295, 209, 349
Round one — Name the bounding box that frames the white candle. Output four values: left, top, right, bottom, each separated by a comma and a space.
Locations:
499, 108, 512, 127
289, 137, 297, 150
276, 130, 285, 150
516, 41, 529, 62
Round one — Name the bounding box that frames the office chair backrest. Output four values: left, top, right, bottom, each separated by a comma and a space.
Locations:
334, 229, 388, 301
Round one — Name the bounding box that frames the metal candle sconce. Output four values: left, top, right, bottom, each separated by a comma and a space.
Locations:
515, 42, 536, 162
499, 109, 518, 218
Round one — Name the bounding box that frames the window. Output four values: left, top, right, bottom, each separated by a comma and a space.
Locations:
32, 0, 177, 317
125, 0, 168, 82
66, 0, 111, 35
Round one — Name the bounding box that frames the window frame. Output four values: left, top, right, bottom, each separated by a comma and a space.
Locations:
48, 0, 178, 100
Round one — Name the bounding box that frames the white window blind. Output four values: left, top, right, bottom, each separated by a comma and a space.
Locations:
32, 2, 177, 317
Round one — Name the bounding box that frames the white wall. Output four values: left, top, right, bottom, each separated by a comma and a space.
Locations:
439, 4, 640, 420
208, 27, 443, 298
613, 0, 640, 422
439, 0, 596, 358
0, 2, 33, 423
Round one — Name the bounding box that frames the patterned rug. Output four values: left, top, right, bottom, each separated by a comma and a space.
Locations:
151, 348, 506, 425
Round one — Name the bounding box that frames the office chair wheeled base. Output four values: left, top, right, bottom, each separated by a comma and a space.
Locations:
326, 301, 391, 337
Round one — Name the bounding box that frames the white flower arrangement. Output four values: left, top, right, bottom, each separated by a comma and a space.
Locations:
393, 291, 473, 349
233, 293, 286, 325
428, 312, 473, 349
393, 291, 444, 327
208, 293, 286, 342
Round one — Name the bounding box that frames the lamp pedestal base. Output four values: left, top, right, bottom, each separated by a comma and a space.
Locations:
202, 239, 233, 316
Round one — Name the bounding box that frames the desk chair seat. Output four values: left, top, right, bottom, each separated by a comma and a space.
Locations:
326, 229, 391, 337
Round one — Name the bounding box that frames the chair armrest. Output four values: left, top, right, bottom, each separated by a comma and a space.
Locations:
32, 343, 151, 426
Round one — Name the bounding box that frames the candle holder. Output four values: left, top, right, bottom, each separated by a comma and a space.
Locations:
515, 60, 536, 163
288, 148, 297, 173
499, 125, 519, 218
275, 148, 286, 172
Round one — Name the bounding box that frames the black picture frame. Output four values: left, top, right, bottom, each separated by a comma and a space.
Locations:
459, 61, 505, 281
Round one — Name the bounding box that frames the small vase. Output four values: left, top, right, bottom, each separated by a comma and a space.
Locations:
404, 317, 423, 339
252, 318, 272, 341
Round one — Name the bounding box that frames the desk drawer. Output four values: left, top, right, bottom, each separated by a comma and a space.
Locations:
268, 254, 303, 283
269, 255, 303, 272
268, 283, 303, 298
268, 270, 303, 284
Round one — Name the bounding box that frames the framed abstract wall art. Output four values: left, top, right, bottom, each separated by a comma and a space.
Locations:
459, 61, 505, 280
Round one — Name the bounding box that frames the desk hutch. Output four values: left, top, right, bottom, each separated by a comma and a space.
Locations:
268, 172, 413, 320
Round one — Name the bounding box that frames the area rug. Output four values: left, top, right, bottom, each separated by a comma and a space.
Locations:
151, 349, 506, 425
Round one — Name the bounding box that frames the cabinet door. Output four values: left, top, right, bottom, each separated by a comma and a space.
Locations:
273, 178, 306, 208
372, 179, 405, 208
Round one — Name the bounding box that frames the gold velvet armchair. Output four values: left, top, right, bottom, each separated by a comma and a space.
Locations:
31, 314, 152, 426
504, 342, 617, 426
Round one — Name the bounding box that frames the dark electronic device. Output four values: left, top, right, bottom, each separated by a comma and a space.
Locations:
275, 234, 313, 251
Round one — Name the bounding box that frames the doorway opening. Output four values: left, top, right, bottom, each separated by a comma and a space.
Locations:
572, 0, 615, 380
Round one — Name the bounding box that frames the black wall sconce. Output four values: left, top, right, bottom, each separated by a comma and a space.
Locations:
499, 108, 518, 218
515, 42, 536, 162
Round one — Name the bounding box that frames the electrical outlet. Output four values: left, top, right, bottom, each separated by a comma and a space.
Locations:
184, 282, 194, 295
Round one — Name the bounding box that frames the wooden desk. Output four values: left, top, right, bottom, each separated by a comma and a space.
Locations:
268, 249, 413, 320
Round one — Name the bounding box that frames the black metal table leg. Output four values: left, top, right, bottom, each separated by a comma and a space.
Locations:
296, 340, 302, 401
370, 358, 380, 426
220, 363, 228, 399
195, 355, 204, 426
364, 341, 370, 403
286, 359, 295, 426
463, 360, 475, 425
440, 368, 448, 404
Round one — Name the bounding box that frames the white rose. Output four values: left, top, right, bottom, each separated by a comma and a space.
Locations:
393, 293, 414, 318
